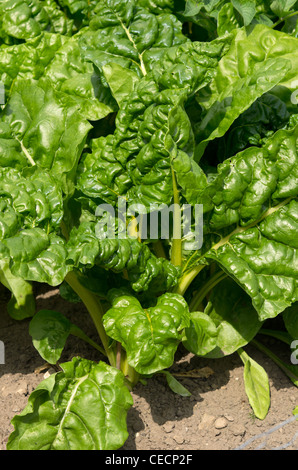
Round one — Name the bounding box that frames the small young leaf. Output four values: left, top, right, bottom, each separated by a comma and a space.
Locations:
29, 310, 73, 364
238, 349, 270, 420
29, 309, 105, 364
160, 371, 192, 397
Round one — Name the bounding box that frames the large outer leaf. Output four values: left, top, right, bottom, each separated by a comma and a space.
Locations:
77, 38, 231, 208
204, 279, 263, 357
66, 221, 181, 292
0, 168, 69, 285
0, 0, 73, 42
190, 125, 298, 320
103, 290, 190, 374
0, 32, 115, 119
0, 80, 92, 195
195, 25, 298, 158
7, 357, 133, 450
78, 0, 188, 78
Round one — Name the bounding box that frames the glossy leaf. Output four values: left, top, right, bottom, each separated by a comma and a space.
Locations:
0, 260, 35, 320
0, 167, 69, 286
103, 290, 190, 374
0, 0, 73, 42
201, 279, 263, 358
191, 125, 298, 321
183, 311, 218, 356
0, 80, 92, 195
29, 310, 74, 364
195, 25, 298, 158
7, 357, 133, 450
78, 0, 187, 78
66, 219, 181, 293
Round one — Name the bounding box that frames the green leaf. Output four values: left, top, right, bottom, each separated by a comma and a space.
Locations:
183, 311, 218, 356
238, 348, 271, 420
271, 0, 297, 16
0, 0, 73, 42
215, 93, 290, 160
66, 220, 181, 293
0, 261, 35, 320
102, 63, 140, 106
103, 290, 190, 374
0, 32, 116, 119
160, 370, 192, 397
202, 279, 263, 357
0, 80, 92, 195
217, 4, 242, 35
29, 309, 105, 363
7, 357, 133, 450
0, 167, 69, 286
29, 310, 73, 364
283, 303, 298, 339
195, 25, 298, 158
231, 0, 256, 25
193, 125, 298, 321
78, 0, 188, 78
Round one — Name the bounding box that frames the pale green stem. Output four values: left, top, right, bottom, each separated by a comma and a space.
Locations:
189, 270, 227, 312
272, 10, 298, 28
65, 271, 116, 367
173, 265, 206, 296
171, 168, 182, 268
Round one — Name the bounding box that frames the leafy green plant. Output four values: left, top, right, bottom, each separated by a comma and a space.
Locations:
0, 0, 297, 450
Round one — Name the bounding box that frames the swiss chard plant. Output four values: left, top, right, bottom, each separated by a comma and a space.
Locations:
0, 0, 297, 450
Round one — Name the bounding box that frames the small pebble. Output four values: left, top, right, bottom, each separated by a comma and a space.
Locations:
214, 417, 228, 429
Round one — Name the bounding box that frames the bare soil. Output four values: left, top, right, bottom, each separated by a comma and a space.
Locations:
1, 285, 298, 451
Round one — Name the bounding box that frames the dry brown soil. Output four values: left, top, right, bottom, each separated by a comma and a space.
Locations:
1, 285, 298, 451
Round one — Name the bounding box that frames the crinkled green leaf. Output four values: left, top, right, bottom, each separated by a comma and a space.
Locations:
0, 167, 69, 285
0, 0, 73, 42
78, 0, 188, 78
0, 32, 115, 119
191, 125, 298, 321
66, 220, 181, 293
103, 290, 190, 374
77, 134, 132, 205
78, 38, 231, 208
0, 80, 92, 194
56, 0, 98, 23
7, 357, 133, 450
195, 25, 298, 158
214, 93, 290, 160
